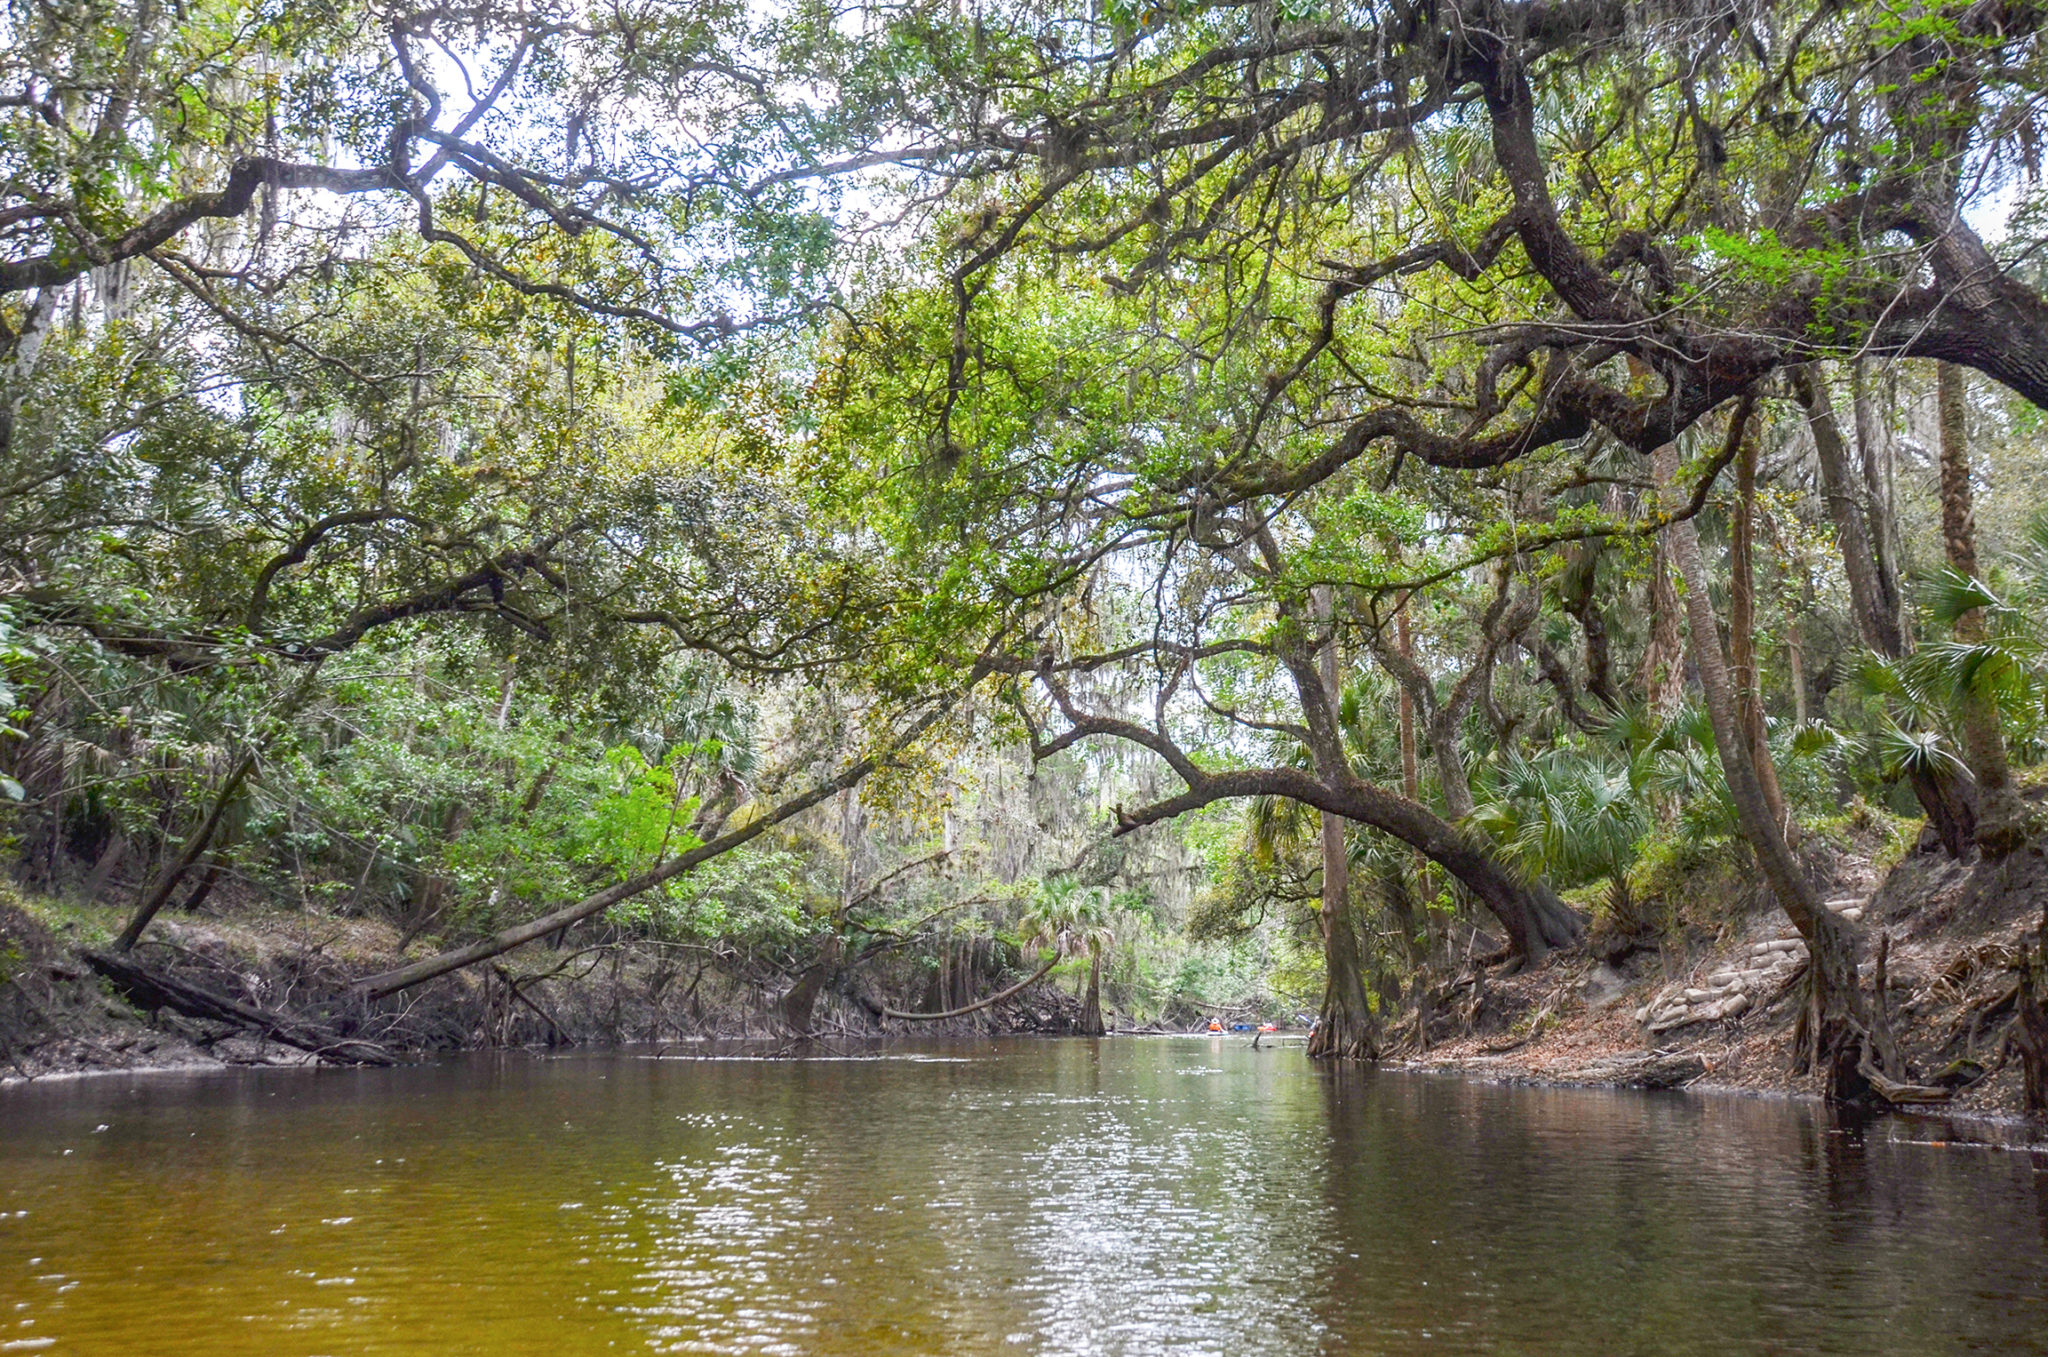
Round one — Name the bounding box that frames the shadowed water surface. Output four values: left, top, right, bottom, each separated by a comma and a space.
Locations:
2, 1038, 2045, 1354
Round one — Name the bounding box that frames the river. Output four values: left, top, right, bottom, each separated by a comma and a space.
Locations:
2, 1038, 2044, 1354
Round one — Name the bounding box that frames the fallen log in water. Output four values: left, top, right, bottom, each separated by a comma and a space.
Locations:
82, 950, 396, 1066
1554, 1052, 1707, 1090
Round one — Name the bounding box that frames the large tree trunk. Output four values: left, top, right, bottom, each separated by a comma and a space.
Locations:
1791, 365, 1909, 657
84, 950, 394, 1066
1909, 762, 1979, 859
1430, 833, 1584, 966
1729, 423, 1791, 838
1642, 538, 1687, 718
1302, 776, 1585, 966
1558, 538, 1618, 710
1079, 950, 1106, 1036
780, 934, 840, 1033
1429, 722, 1476, 823
1311, 586, 1375, 1059
1850, 360, 1908, 644
1937, 362, 2027, 854
785, 787, 866, 1034
1652, 438, 1864, 1097
1309, 852, 1375, 1059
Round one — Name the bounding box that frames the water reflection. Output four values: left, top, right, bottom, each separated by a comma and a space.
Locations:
0, 1042, 2044, 1354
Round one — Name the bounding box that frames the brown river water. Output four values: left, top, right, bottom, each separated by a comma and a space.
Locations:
2, 1037, 2046, 1355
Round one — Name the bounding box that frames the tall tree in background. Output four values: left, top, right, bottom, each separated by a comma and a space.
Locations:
1311, 588, 1372, 1058
1936, 363, 2029, 852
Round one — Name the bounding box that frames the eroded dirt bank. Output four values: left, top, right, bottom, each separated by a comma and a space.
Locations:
0, 892, 1088, 1082
1405, 843, 2048, 1121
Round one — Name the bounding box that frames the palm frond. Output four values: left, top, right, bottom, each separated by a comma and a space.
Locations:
1873, 720, 1970, 783
1783, 720, 1862, 762
1919, 565, 2003, 627
1904, 639, 2038, 707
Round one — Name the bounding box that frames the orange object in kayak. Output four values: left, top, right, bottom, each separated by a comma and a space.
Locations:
1207, 1020, 1223, 1032
1258, 1023, 1278, 1033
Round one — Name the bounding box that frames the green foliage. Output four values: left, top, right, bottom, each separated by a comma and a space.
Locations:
611, 847, 821, 948
1471, 748, 1648, 894
11, 0, 2048, 1034
0, 607, 34, 801
1628, 824, 1757, 934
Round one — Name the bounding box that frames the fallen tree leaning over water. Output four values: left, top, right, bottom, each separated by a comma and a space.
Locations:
356, 691, 971, 1000
83, 949, 395, 1066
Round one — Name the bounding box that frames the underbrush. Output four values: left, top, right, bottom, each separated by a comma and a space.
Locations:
1627, 827, 1760, 937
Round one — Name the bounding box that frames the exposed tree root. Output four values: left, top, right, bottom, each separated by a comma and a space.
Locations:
880, 954, 1058, 1021
2015, 922, 2048, 1113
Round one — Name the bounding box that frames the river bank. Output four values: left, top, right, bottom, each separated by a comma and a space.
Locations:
1404, 840, 2048, 1119
6, 834, 2047, 1116
0, 885, 1092, 1082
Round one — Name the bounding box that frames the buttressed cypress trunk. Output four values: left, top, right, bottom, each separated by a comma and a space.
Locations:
1079, 948, 1105, 1037
779, 933, 840, 1033
1937, 363, 2028, 855
1310, 586, 1375, 1060
1651, 435, 1866, 1099
784, 786, 865, 1033
1310, 796, 1375, 1059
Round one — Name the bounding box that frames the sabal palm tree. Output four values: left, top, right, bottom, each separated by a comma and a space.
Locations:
1021, 875, 1114, 1036
1470, 747, 1650, 933
1845, 508, 2048, 852
1632, 702, 1740, 839
1909, 561, 2048, 760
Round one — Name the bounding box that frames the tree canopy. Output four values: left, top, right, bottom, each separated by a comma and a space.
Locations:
7, 0, 2048, 1103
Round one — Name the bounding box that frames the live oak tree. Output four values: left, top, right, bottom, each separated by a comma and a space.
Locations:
0, 0, 827, 336
817, 268, 1589, 1033
10, 0, 2048, 1096
793, 0, 2048, 1085
2, 226, 936, 963
0, 0, 1025, 991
